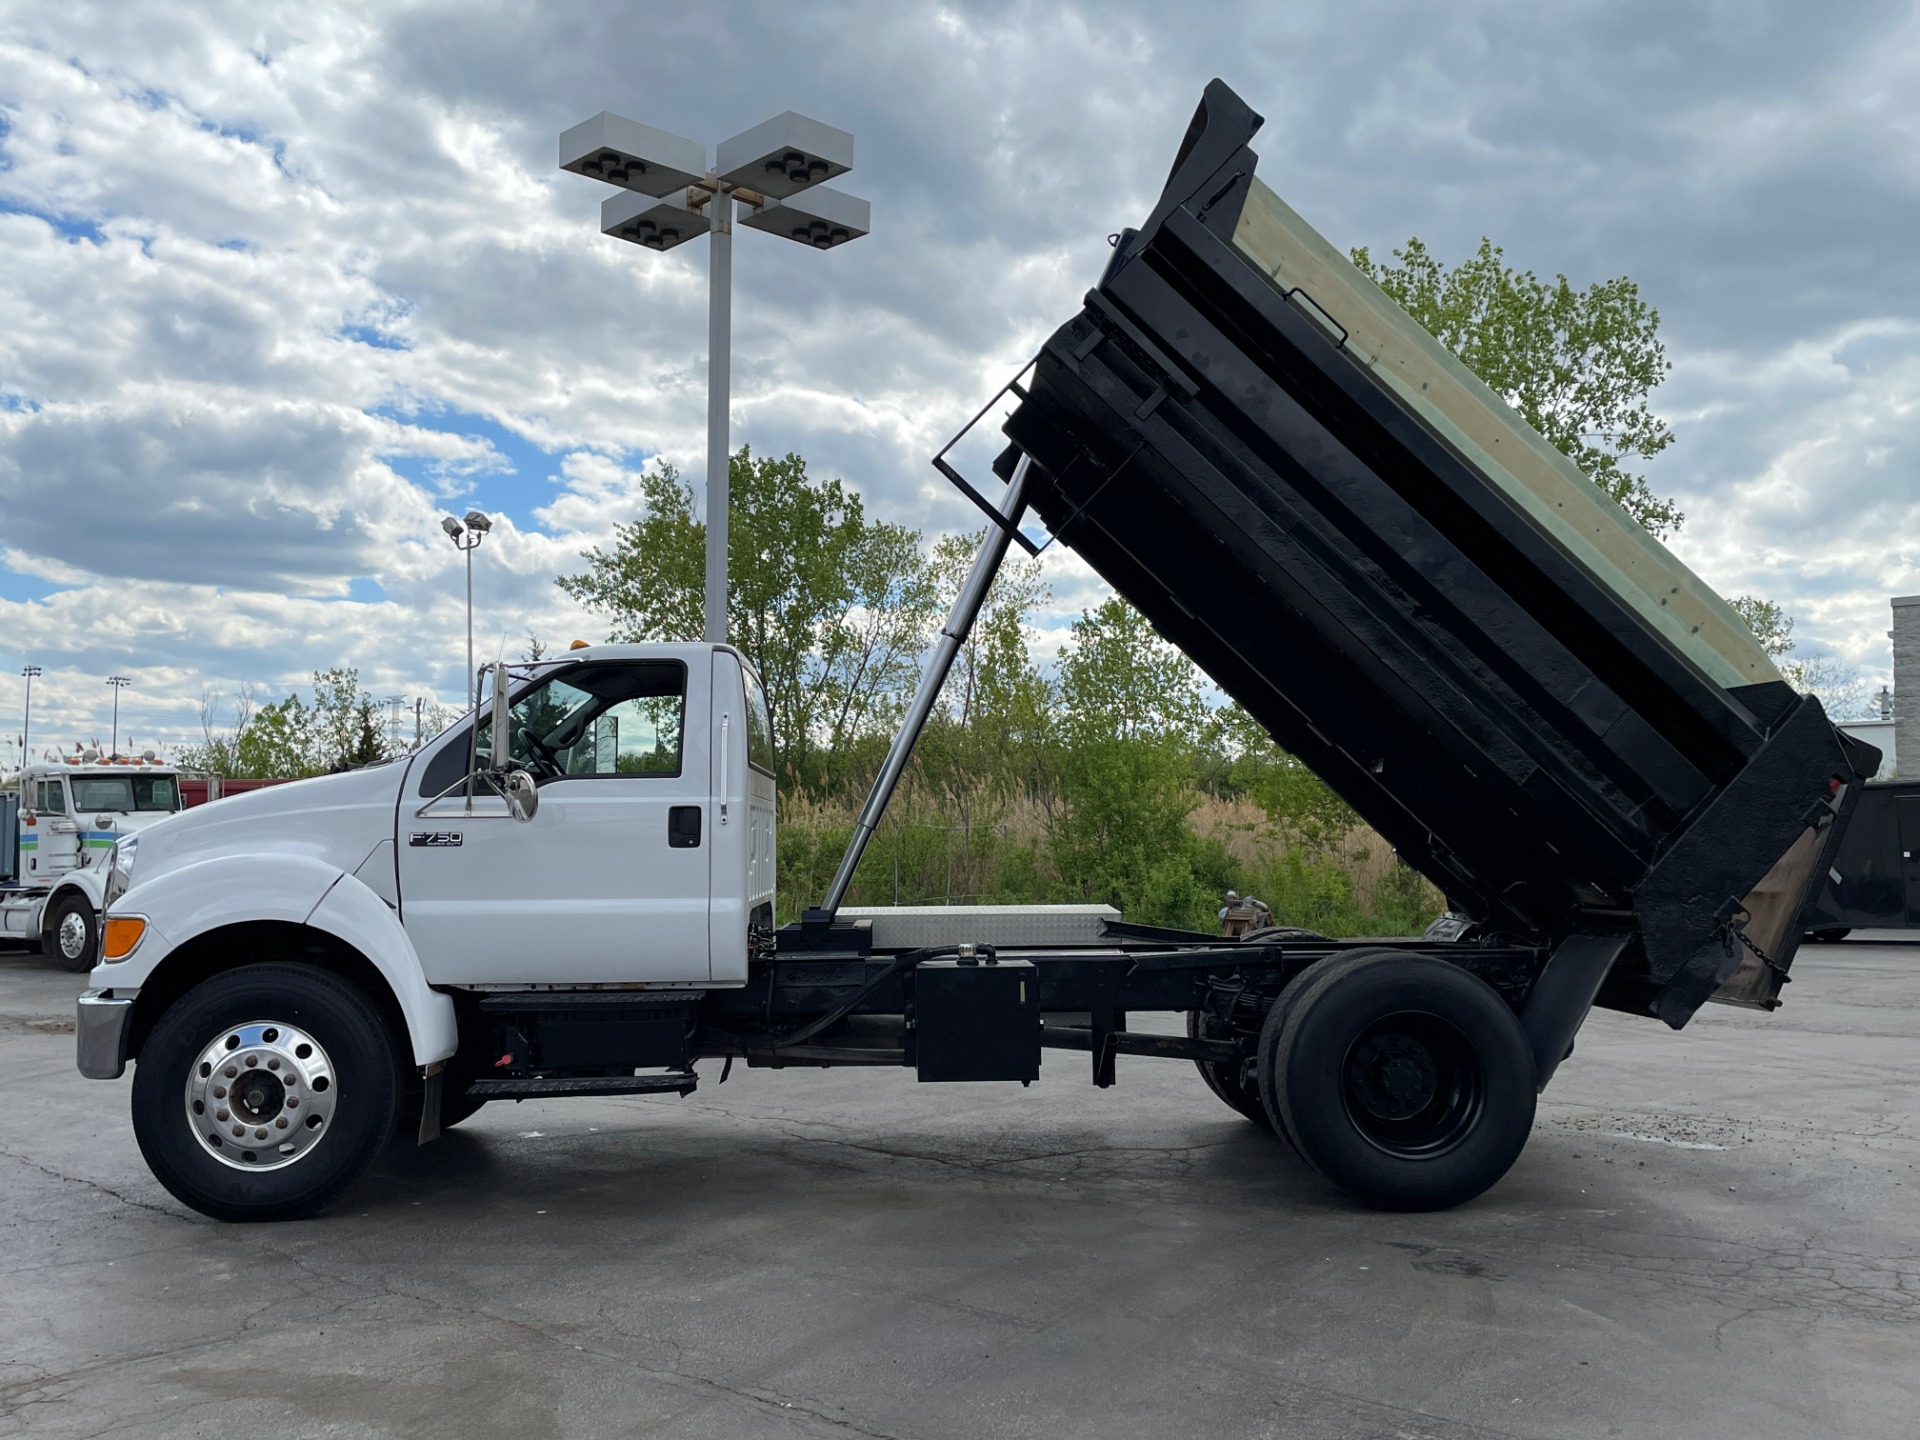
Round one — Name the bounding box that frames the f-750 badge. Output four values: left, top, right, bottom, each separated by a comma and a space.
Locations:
409, 831, 464, 848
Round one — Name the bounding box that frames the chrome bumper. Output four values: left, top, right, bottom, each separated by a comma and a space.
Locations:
76, 991, 134, 1080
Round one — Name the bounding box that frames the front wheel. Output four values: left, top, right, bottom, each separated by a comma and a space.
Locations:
44, 894, 97, 973
1259, 950, 1536, 1211
131, 964, 401, 1222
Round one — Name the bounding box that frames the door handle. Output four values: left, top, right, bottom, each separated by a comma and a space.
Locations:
669, 805, 702, 849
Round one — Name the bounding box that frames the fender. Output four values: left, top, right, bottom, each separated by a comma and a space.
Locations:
46, 868, 105, 916
106, 852, 457, 1067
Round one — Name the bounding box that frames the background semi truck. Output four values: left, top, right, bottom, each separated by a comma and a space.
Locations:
75, 80, 1879, 1223
1, 753, 185, 970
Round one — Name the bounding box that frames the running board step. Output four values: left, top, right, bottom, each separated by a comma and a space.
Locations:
467, 1074, 697, 1100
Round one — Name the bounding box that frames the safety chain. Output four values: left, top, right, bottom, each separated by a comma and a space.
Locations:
1721, 919, 1792, 987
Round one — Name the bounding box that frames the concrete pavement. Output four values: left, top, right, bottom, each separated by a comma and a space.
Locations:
1, 942, 1915, 1438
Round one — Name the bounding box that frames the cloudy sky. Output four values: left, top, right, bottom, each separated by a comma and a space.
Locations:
2, 0, 1917, 757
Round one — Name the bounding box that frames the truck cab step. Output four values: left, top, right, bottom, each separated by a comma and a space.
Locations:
467, 1074, 697, 1100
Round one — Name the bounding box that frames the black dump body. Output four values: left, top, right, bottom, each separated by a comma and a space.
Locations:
998, 81, 1881, 1027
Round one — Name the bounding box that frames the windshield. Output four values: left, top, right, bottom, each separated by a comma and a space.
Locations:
69, 773, 181, 813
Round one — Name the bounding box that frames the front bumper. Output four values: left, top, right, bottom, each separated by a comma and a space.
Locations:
76, 991, 134, 1080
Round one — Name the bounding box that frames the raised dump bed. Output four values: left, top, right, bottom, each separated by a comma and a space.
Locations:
999, 80, 1880, 1026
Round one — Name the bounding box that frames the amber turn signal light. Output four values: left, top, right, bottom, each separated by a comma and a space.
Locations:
102, 917, 147, 961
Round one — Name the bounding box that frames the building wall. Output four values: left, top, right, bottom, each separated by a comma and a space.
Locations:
1894, 595, 1920, 780
1838, 718, 1897, 781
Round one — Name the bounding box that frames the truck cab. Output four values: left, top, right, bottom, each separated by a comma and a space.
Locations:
2, 754, 184, 968
397, 642, 777, 985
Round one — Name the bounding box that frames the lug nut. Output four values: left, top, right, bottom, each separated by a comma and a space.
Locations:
217, 1108, 230, 1121
224, 1066, 237, 1078
286, 1097, 298, 1108
267, 1058, 280, 1071
245, 1056, 258, 1068
275, 1117, 288, 1129
213, 1086, 226, 1099
231, 1125, 245, 1137
255, 1128, 268, 1140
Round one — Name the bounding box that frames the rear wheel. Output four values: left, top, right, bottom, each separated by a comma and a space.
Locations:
1259, 949, 1536, 1211
44, 894, 97, 973
131, 964, 401, 1222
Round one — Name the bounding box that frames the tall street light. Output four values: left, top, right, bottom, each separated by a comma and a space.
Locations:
20, 664, 40, 766
440, 511, 493, 719
106, 675, 130, 758
560, 111, 870, 644
441, 510, 492, 813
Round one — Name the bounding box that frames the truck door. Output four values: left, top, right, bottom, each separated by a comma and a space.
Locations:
1901, 797, 1920, 926
30, 779, 78, 877
398, 658, 713, 985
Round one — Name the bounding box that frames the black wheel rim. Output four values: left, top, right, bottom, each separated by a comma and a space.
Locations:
1339, 1010, 1484, 1159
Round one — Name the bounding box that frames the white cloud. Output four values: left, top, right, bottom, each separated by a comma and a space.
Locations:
2, 0, 1918, 753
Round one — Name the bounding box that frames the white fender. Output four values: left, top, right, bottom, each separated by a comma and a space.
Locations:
307, 873, 457, 1065
104, 852, 456, 1067
48, 868, 106, 912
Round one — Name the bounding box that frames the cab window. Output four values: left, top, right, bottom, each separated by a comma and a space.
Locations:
479, 661, 685, 780
743, 665, 775, 776
35, 780, 66, 814
70, 774, 180, 812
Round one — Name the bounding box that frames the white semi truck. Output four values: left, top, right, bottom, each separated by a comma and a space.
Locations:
75, 82, 1875, 1223
1, 753, 185, 970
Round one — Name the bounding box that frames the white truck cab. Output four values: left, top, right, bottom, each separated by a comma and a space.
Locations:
1, 753, 185, 970
76, 644, 777, 1217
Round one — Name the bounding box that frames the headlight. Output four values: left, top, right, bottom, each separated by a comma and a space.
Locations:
103, 835, 140, 909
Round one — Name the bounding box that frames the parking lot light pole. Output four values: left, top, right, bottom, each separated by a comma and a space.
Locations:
106, 675, 130, 759
21, 664, 39, 766
705, 190, 732, 645
560, 111, 870, 644
441, 511, 493, 811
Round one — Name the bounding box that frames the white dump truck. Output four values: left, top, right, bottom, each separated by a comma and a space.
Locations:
76, 81, 1874, 1225
1, 753, 185, 970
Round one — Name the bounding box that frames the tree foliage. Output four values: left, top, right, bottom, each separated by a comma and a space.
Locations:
558, 448, 939, 790
1353, 236, 1682, 536
178, 668, 403, 778
1727, 595, 1795, 659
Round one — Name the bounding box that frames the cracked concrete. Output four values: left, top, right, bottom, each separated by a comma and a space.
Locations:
1, 941, 1917, 1438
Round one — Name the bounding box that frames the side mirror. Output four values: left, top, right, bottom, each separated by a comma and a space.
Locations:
504, 769, 539, 823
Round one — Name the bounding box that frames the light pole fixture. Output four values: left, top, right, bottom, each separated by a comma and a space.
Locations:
106, 675, 130, 758
561, 110, 870, 645
21, 664, 40, 765
441, 511, 492, 812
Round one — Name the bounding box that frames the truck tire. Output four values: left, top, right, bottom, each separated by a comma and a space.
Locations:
131, 963, 401, 1222
1258, 949, 1536, 1211
43, 893, 97, 973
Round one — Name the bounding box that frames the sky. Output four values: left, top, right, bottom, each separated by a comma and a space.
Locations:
2, 0, 1918, 758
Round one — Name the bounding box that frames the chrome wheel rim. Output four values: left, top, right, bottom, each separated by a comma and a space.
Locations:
57, 910, 90, 962
183, 1021, 336, 1172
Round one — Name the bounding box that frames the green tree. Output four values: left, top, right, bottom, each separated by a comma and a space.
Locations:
1728, 595, 1869, 718
1048, 598, 1223, 929
187, 667, 392, 777
1353, 236, 1682, 536
1728, 594, 1795, 658
559, 448, 940, 790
